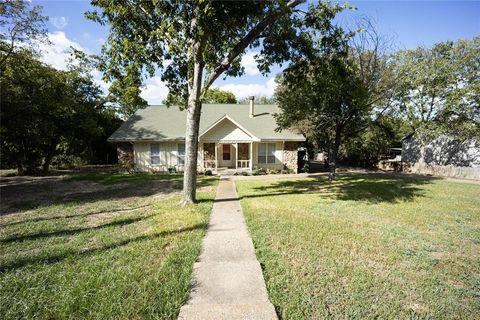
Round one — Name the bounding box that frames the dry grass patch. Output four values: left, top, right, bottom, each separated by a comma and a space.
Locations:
0, 173, 217, 319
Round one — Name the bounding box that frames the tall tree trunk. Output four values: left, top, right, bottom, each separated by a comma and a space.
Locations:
328, 125, 342, 181
182, 36, 205, 204
182, 98, 202, 203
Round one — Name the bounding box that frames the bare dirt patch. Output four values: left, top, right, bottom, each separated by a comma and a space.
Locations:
0, 175, 183, 216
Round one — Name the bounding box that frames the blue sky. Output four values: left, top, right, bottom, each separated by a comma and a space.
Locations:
33, 0, 479, 104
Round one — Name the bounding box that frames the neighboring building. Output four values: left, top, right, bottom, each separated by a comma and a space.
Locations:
108, 98, 305, 173
401, 133, 480, 179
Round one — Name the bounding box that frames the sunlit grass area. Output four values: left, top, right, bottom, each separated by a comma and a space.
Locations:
0, 169, 17, 177
0, 174, 217, 319
237, 174, 480, 319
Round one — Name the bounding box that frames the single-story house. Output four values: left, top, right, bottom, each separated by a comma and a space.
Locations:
108, 98, 305, 173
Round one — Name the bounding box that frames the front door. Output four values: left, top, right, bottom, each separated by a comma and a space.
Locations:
220, 144, 233, 167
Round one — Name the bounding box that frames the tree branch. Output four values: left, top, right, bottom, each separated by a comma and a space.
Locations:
0, 28, 18, 70
202, 0, 304, 92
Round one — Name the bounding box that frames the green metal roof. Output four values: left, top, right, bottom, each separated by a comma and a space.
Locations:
108, 104, 305, 142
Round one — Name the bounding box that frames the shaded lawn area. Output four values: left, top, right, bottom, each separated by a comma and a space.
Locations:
66, 172, 184, 184
0, 173, 218, 319
236, 174, 480, 319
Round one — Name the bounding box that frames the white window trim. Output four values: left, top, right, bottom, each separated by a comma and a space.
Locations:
150, 143, 161, 165
258, 143, 276, 164
177, 143, 185, 165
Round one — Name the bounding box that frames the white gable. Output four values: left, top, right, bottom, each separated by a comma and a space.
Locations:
201, 118, 253, 142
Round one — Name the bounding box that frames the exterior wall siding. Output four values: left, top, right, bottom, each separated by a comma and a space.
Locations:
131, 140, 298, 172
402, 135, 480, 167
202, 118, 252, 142
406, 163, 480, 180
401, 135, 480, 179
134, 141, 189, 172
127, 117, 302, 173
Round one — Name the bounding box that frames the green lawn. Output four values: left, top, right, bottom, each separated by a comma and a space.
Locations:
0, 173, 217, 319
0, 169, 17, 177
236, 174, 480, 319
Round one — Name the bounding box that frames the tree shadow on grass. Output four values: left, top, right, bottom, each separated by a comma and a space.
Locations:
244, 174, 436, 203
0, 223, 208, 273
66, 172, 183, 184
0, 215, 153, 244
0, 205, 151, 227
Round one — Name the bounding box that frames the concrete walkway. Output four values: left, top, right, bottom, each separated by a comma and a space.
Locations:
178, 178, 277, 320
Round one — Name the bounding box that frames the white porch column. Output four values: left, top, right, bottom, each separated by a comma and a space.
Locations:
249, 142, 253, 172
235, 143, 238, 169
215, 143, 218, 172
199, 142, 203, 170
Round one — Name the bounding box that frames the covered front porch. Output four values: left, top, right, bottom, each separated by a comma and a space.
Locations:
201, 142, 253, 173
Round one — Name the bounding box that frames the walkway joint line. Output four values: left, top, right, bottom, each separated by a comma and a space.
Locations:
178, 177, 277, 320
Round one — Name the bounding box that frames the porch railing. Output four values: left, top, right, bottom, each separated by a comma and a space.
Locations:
203, 160, 216, 169
237, 160, 250, 169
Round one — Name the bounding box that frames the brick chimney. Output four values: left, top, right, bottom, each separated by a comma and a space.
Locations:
249, 96, 255, 118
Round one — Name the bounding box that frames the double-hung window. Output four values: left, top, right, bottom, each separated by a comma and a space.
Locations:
258, 143, 276, 164
150, 143, 160, 165
177, 143, 185, 165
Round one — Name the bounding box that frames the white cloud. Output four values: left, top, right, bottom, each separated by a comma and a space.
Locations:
38, 31, 85, 70
215, 77, 277, 100
90, 73, 169, 105
141, 76, 169, 104
241, 51, 260, 76
91, 70, 110, 93
51, 16, 68, 30
37, 32, 113, 94
37, 32, 271, 104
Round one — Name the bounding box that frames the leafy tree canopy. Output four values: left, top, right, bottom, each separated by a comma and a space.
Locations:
87, 0, 350, 202
203, 88, 237, 104
275, 21, 395, 179
341, 115, 410, 167
86, 0, 348, 116
0, 48, 121, 173
0, 0, 48, 70
164, 87, 237, 105
391, 36, 480, 141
